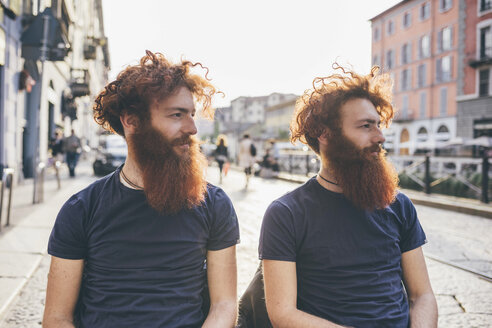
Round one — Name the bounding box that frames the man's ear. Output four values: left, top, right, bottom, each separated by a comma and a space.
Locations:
318, 129, 331, 146
120, 113, 139, 134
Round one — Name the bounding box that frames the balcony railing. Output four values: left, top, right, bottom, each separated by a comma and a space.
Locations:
469, 47, 492, 68
70, 69, 90, 97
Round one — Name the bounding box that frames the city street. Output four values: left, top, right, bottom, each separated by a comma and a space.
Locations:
0, 163, 491, 327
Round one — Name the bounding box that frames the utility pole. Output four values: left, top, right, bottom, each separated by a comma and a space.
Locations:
32, 14, 50, 204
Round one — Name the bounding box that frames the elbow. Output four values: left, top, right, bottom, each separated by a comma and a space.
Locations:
265, 303, 292, 328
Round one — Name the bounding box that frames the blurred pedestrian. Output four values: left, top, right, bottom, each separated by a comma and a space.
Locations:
43, 51, 239, 328
257, 65, 437, 327
49, 130, 64, 163
63, 129, 81, 177
238, 134, 256, 189
214, 134, 229, 184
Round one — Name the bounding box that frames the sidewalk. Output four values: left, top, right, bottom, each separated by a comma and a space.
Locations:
0, 161, 95, 321
276, 172, 492, 219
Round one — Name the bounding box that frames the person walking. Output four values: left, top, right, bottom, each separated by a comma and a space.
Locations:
63, 129, 81, 178
238, 134, 256, 189
214, 135, 229, 184
49, 131, 64, 163
259, 65, 437, 327
43, 51, 239, 328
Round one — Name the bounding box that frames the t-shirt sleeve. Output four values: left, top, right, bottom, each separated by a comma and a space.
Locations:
398, 194, 427, 253
259, 200, 296, 262
207, 188, 240, 251
48, 195, 88, 259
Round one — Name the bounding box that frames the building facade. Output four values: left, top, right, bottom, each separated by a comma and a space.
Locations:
371, 0, 460, 155
457, 0, 492, 140
264, 98, 296, 140
0, 0, 109, 182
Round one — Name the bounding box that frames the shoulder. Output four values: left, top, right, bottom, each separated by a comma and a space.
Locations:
273, 178, 317, 209
389, 191, 415, 213
62, 171, 116, 213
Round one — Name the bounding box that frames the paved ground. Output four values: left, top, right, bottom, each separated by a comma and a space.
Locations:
0, 163, 491, 327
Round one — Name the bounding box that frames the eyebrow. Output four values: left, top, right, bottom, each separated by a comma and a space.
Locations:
167, 107, 196, 115
356, 119, 380, 125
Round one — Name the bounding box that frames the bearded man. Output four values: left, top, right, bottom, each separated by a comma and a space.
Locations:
43, 51, 239, 328
258, 66, 437, 327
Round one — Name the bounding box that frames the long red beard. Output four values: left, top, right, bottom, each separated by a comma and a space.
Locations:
324, 133, 399, 210
127, 123, 207, 214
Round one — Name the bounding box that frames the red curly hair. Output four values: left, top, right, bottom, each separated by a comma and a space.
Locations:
93, 50, 219, 136
291, 64, 394, 154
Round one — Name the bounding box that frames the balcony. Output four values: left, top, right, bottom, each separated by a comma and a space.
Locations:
70, 69, 90, 98
469, 47, 492, 68
83, 39, 97, 60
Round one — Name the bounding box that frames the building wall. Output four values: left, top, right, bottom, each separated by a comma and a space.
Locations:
372, 0, 460, 154
457, 96, 492, 137
264, 99, 296, 139
457, 0, 492, 139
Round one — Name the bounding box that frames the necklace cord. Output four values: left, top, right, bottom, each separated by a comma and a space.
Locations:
318, 174, 338, 186
121, 168, 144, 190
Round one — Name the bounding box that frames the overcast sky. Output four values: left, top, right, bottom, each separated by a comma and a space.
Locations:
101, 0, 400, 107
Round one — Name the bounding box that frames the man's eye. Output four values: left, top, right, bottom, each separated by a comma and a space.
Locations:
362, 124, 370, 128
171, 113, 182, 118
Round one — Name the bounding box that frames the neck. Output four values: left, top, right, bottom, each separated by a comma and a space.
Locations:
316, 164, 342, 193
121, 155, 144, 189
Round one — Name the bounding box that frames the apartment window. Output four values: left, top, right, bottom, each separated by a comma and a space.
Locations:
480, 26, 492, 59
439, 0, 452, 12
387, 20, 395, 35
401, 43, 412, 64
438, 26, 452, 52
374, 27, 380, 41
403, 12, 411, 28
373, 54, 380, 66
480, 0, 492, 12
436, 55, 452, 82
479, 69, 490, 96
418, 64, 427, 87
419, 35, 430, 58
420, 2, 431, 20
386, 49, 394, 69
402, 95, 409, 118
419, 92, 427, 118
440, 87, 448, 116
401, 69, 411, 91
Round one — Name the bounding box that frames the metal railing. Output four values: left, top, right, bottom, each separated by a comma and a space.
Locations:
0, 168, 14, 231
277, 150, 320, 177
389, 155, 490, 203
272, 152, 490, 203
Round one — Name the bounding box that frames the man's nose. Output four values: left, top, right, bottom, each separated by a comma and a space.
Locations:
373, 127, 386, 144
183, 116, 198, 135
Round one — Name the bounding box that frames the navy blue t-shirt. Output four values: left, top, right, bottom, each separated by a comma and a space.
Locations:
48, 166, 240, 328
259, 177, 426, 328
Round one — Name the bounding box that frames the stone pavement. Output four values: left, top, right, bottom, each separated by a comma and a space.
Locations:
0, 161, 95, 325
0, 164, 491, 327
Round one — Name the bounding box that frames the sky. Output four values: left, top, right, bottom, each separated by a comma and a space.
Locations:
101, 0, 401, 108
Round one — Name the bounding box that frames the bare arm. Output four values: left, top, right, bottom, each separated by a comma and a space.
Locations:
263, 259, 347, 328
401, 247, 438, 328
43, 256, 84, 328
202, 245, 237, 328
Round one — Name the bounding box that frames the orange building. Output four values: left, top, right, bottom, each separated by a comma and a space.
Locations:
371, 0, 460, 155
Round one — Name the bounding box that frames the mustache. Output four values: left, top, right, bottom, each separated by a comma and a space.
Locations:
364, 144, 383, 154
171, 135, 195, 146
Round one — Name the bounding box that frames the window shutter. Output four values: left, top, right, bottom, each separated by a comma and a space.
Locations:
437, 30, 442, 53
436, 58, 442, 82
